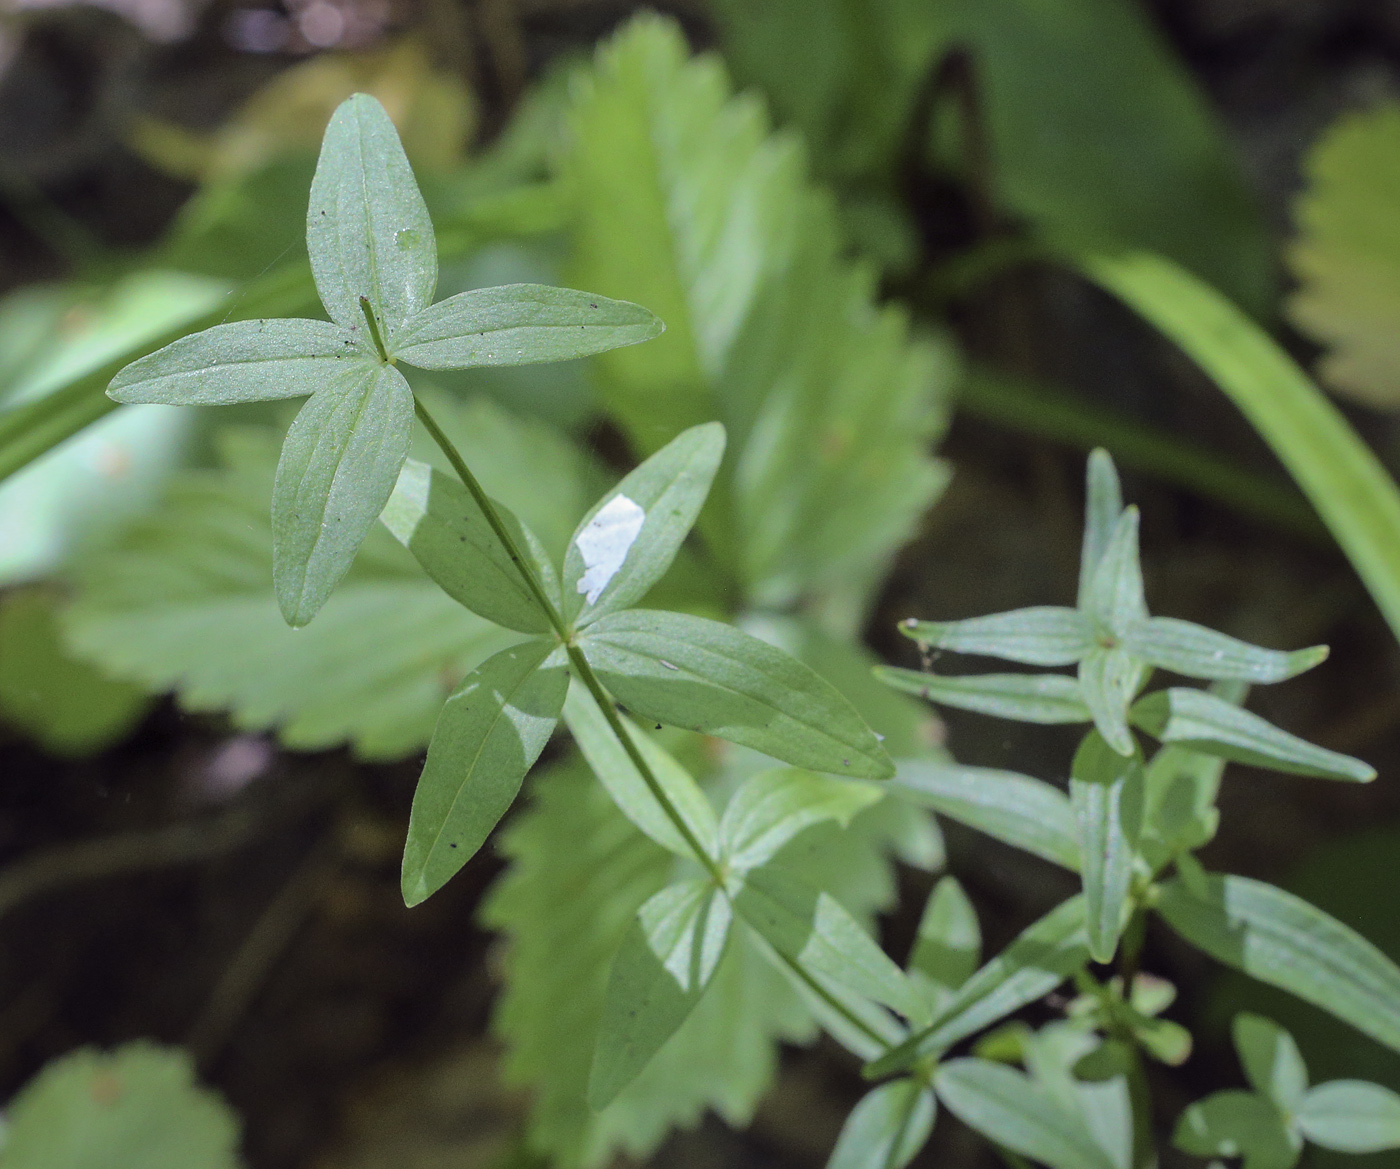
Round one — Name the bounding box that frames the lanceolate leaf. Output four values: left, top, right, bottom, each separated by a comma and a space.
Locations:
272, 362, 414, 627
900, 607, 1093, 667
1156, 873, 1400, 1055
108, 318, 365, 405
893, 759, 1080, 871
876, 666, 1091, 725
718, 767, 883, 873
935, 1059, 1117, 1169
1130, 688, 1375, 782
1082, 508, 1147, 635
1078, 647, 1146, 757
577, 609, 893, 779
867, 896, 1089, 1078
307, 93, 437, 337
1121, 618, 1327, 684
401, 639, 568, 907
392, 283, 663, 369
562, 681, 719, 861
909, 876, 981, 993
1297, 1080, 1400, 1153
589, 879, 731, 1110
827, 1079, 937, 1169
1080, 448, 1124, 606
1071, 732, 1145, 963
564, 422, 726, 624
733, 864, 923, 1020
381, 458, 559, 634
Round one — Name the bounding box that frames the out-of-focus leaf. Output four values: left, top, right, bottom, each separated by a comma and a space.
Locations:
908, 875, 980, 994
1298, 1080, 1400, 1153
1080, 448, 1124, 604
1173, 1090, 1301, 1169
0, 1042, 242, 1169
826, 1078, 937, 1169
1235, 1014, 1309, 1113
718, 767, 882, 873
1288, 104, 1400, 409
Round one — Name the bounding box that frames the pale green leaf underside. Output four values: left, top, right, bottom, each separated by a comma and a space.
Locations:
1078, 646, 1144, 756
108, 318, 364, 405
1071, 732, 1144, 963
893, 759, 1080, 871
564, 422, 726, 625
1082, 508, 1146, 636
401, 639, 567, 906
876, 665, 1091, 725
1157, 873, 1400, 1056
718, 767, 882, 873
307, 92, 437, 335
392, 283, 663, 370
1079, 448, 1124, 606
1130, 687, 1375, 782
827, 1079, 936, 1169
1122, 617, 1327, 684
1297, 1080, 1400, 1153
909, 875, 981, 993
1234, 1013, 1308, 1112
272, 362, 414, 627
578, 608, 893, 779
1172, 1090, 1300, 1169
901, 607, 1093, 667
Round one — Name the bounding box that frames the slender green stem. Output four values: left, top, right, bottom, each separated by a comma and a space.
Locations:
359, 296, 392, 363
775, 946, 890, 1050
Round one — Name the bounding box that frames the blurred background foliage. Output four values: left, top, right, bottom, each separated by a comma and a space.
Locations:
3, 1, 1400, 1167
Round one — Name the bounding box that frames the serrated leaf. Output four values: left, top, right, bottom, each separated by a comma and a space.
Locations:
1078, 647, 1146, 757
733, 864, 922, 1020
0, 1042, 242, 1169
1288, 103, 1400, 409
307, 93, 437, 336
876, 666, 1092, 725
1071, 732, 1144, 963
867, 896, 1089, 1078
893, 759, 1080, 871
401, 639, 567, 906
1120, 617, 1327, 684
909, 876, 980, 993
272, 362, 414, 626
1234, 1014, 1309, 1113
564, 422, 726, 624
1173, 1090, 1301, 1169
107, 318, 364, 405
1156, 872, 1400, 1056
588, 879, 731, 1110
392, 283, 662, 369
1079, 448, 1124, 606
718, 767, 883, 873
1130, 687, 1375, 782
577, 609, 893, 779
1082, 508, 1146, 636
381, 458, 559, 634
563, 14, 951, 605
899, 607, 1094, 667
827, 1078, 936, 1169
1297, 1080, 1400, 1153
562, 680, 719, 860
935, 1058, 1117, 1169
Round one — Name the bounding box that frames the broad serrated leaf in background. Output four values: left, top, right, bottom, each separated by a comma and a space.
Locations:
63, 394, 586, 759
563, 15, 952, 614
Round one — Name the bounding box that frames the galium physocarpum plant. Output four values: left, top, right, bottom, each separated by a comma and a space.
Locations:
107, 94, 1400, 1168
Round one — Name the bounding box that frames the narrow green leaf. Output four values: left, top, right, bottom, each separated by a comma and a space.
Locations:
866, 896, 1089, 1078
1071, 732, 1145, 963
307, 93, 437, 336
381, 458, 559, 634
108, 319, 364, 405
1078, 647, 1147, 756
899, 607, 1094, 667
1156, 872, 1400, 1055
1130, 687, 1375, 782
827, 1078, 937, 1169
578, 609, 893, 779
733, 864, 923, 1020
909, 876, 981, 992
562, 681, 719, 860
401, 639, 567, 906
392, 283, 662, 369
1079, 448, 1124, 607
1141, 742, 1225, 870
1082, 508, 1147, 636
1121, 617, 1327, 684
588, 879, 731, 1109
1083, 251, 1400, 646
718, 767, 882, 873
893, 759, 1080, 871
1234, 1014, 1309, 1114
875, 666, 1091, 725
1298, 1080, 1400, 1153
271, 363, 414, 627
935, 1059, 1117, 1169
1173, 1091, 1301, 1169
563, 422, 725, 624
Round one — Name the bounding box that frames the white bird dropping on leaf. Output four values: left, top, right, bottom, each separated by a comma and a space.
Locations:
576, 494, 646, 604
